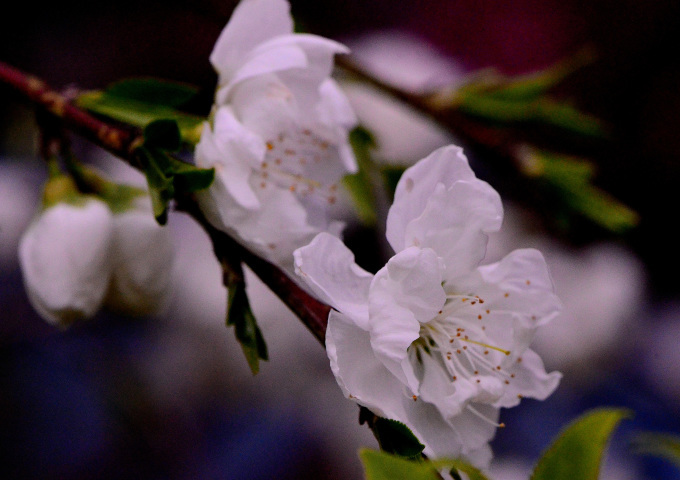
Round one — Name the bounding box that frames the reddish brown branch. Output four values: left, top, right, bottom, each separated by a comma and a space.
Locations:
0, 59, 330, 345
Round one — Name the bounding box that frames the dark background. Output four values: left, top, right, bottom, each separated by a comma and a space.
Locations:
1, 1, 680, 479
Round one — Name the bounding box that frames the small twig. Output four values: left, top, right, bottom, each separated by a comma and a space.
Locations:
0, 59, 331, 345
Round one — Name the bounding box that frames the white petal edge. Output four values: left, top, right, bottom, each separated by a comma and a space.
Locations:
294, 232, 373, 328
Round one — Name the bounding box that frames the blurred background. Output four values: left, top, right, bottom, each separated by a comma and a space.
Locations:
1, 0, 680, 478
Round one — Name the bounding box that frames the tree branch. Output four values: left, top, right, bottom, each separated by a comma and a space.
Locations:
0, 59, 330, 345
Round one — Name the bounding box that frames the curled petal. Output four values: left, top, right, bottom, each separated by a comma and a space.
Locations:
495, 348, 562, 409
294, 232, 373, 327
210, 0, 293, 81
369, 247, 445, 393
327, 310, 409, 420
195, 108, 266, 209
386, 145, 502, 255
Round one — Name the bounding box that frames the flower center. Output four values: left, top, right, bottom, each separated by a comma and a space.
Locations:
253, 128, 341, 206
417, 292, 514, 388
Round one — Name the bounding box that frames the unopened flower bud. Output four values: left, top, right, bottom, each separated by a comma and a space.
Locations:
18, 196, 114, 327
104, 198, 174, 316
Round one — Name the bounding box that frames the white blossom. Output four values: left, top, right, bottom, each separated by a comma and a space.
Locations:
105, 197, 174, 316
18, 198, 114, 327
294, 145, 561, 467
195, 0, 357, 271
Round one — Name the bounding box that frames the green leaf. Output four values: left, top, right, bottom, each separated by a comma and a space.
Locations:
486, 49, 595, 101
76, 78, 205, 145
342, 126, 379, 225
631, 432, 680, 469
359, 450, 490, 480
522, 148, 639, 233
530, 408, 632, 480
165, 155, 215, 193
134, 147, 174, 224
455, 93, 606, 138
144, 119, 182, 152
104, 77, 198, 108
132, 120, 214, 224
380, 164, 406, 202
361, 410, 425, 459
227, 281, 268, 375
431, 459, 490, 480
360, 449, 439, 480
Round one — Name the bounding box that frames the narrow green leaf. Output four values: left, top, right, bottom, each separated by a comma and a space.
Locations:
519, 148, 639, 233
134, 147, 173, 224
457, 92, 534, 122
487, 49, 595, 101
104, 77, 198, 108
534, 99, 605, 138
76, 88, 205, 145
530, 408, 632, 480
631, 432, 680, 469
144, 119, 182, 152
360, 449, 440, 480
342, 126, 379, 225
227, 281, 268, 375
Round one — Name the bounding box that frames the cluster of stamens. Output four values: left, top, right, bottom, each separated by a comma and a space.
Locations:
418, 292, 516, 389
254, 128, 340, 205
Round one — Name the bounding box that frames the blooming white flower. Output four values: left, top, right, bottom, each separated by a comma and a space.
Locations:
104, 197, 174, 316
195, 0, 357, 271
294, 145, 561, 467
19, 197, 114, 327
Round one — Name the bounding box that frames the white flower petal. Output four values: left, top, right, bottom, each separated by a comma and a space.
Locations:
195, 108, 266, 210
294, 232, 373, 327
475, 248, 562, 328
386, 145, 502, 256
223, 41, 308, 96
495, 348, 562, 408
369, 247, 446, 393
210, 0, 293, 81
326, 309, 408, 420
18, 199, 113, 326
416, 351, 478, 418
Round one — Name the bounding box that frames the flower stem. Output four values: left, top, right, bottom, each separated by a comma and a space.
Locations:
0, 59, 331, 345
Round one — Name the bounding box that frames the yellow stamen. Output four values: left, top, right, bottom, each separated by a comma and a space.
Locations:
459, 337, 511, 355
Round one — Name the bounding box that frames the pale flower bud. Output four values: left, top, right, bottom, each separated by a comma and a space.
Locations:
18, 197, 114, 327
104, 198, 174, 316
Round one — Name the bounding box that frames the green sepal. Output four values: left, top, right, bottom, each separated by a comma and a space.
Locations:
144, 118, 182, 152
342, 126, 379, 225
359, 449, 489, 480
227, 280, 268, 375
41, 174, 83, 209
631, 432, 680, 470
530, 408, 632, 480
134, 120, 215, 224
360, 407, 425, 459
165, 154, 215, 193
76, 77, 205, 145
135, 146, 174, 224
